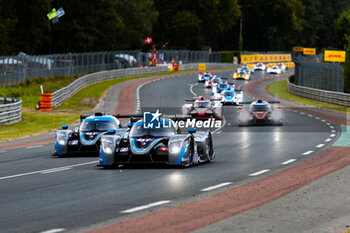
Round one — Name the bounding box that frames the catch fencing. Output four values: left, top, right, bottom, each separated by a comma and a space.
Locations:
0, 97, 22, 125
293, 54, 344, 92
0, 50, 221, 87
287, 76, 350, 107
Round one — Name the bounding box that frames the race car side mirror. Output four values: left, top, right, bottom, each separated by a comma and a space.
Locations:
62, 124, 68, 130
188, 128, 196, 134
127, 123, 132, 128
74, 127, 79, 133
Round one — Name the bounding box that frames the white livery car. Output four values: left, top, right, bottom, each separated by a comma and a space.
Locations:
267, 65, 283, 74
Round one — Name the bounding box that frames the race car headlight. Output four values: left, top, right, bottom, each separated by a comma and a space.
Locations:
102, 138, 115, 154
57, 133, 67, 146
169, 141, 182, 154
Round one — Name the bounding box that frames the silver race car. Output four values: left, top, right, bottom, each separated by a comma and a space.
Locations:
98, 117, 214, 168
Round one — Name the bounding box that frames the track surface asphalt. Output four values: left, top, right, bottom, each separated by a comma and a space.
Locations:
0, 70, 348, 233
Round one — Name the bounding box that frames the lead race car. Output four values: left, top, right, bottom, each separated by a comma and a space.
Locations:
237, 100, 283, 126
54, 112, 122, 156
98, 114, 215, 168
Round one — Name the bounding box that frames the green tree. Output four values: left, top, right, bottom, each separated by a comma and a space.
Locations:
167, 10, 204, 49
239, 0, 304, 51
336, 8, 350, 93
0, 0, 52, 55
51, 0, 124, 52
115, 0, 158, 49
153, 0, 241, 50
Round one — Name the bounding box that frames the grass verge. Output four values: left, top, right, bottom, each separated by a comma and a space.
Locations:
0, 112, 80, 142
267, 79, 349, 113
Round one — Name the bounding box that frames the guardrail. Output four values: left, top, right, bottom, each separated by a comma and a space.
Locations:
287, 76, 350, 107
0, 97, 22, 125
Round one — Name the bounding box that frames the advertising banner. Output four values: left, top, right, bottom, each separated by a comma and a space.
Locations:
324, 50, 346, 62
241, 54, 291, 64
303, 48, 316, 55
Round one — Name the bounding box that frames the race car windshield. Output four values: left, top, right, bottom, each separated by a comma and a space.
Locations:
220, 83, 228, 88
250, 105, 271, 112
224, 92, 234, 97
212, 79, 220, 84
129, 123, 176, 138
80, 121, 117, 132
194, 101, 211, 108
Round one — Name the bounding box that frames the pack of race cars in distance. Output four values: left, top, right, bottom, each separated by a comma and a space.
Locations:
237, 100, 283, 126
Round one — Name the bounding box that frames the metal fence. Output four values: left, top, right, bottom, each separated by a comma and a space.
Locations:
288, 76, 350, 107
0, 50, 221, 86
293, 54, 344, 92
0, 97, 21, 125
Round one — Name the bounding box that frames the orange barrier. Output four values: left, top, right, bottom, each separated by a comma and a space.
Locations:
39, 93, 52, 111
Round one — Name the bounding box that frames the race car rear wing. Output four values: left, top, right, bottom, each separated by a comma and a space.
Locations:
238, 100, 280, 105
185, 97, 221, 102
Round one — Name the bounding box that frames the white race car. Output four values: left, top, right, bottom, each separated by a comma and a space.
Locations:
253, 63, 266, 71
267, 65, 283, 74
221, 89, 243, 105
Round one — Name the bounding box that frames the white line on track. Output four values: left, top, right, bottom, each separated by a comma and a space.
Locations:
331, 130, 336, 133
308, 114, 313, 117
249, 169, 270, 176
26, 145, 43, 149
329, 126, 334, 129
189, 82, 198, 96
330, 134, 336, 137
0, 161, 97, 181
316, 144, 325, 148
315, 117, 320, 120
41, 167, 72, 174
120, 200, 171, 214
300, 112, 305, 115
326, 122, 331, 125
0, 151, 7, 154
281, 159, 296, 165
302, 150, 314, 155
40, 228, 66, 233
212, 117, 226, 134
321, 119, 326, 122
325, 138, 332, 142
200, 182, 232, 192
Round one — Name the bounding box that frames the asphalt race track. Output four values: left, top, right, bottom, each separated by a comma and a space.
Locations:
0, 70, 337, 233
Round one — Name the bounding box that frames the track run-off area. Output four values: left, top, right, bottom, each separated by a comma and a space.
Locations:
0, 69, 347, 233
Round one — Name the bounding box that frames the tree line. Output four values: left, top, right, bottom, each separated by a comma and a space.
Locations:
0, 0, 349, 55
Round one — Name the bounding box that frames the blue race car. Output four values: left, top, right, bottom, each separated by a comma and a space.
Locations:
54, 113, 122, 156
221, 89, 243, 105
218, 81, 230, 93
98, 117, 215, 168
